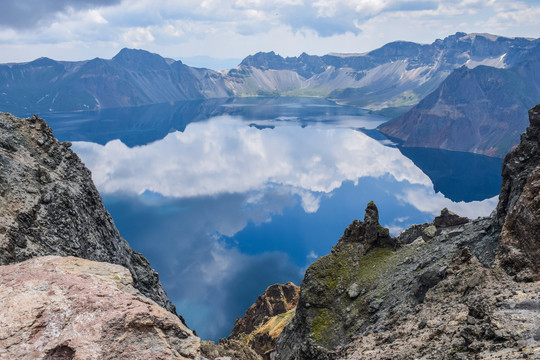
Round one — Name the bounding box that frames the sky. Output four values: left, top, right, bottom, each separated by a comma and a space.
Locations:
1, 0, 540, 68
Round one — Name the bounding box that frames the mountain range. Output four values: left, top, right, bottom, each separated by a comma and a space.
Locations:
379, 41, 540, 157
1, 32, 539, 157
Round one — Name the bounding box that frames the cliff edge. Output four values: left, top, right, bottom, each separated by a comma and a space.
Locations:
0, 112, 175, 314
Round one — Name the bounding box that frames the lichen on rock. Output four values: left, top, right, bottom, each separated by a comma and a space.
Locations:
229, 282, 300, 359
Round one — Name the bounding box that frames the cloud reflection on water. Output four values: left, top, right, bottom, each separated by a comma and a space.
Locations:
73, 115, 432, 212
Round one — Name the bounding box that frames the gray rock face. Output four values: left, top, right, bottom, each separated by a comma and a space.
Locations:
497, 104, 540, 281
433, 208, 469, 228
275, 207, 499, 360
0, 112, 176, 316
496, 104, 540, 227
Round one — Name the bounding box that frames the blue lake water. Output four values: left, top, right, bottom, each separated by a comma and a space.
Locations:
42, 97, 502, 340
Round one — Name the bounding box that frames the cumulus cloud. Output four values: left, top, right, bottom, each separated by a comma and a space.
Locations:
0, 0, 539, 62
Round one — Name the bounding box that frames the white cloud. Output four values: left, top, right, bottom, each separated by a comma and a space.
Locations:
396, 187, 498, 218
121, 27, 155, 47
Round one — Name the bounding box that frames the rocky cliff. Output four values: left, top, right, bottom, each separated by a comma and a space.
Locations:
0, 111, 267, 360
497, 104, 540, 281
274, 105, 540, 359
229, 282, 300, 359
0, 112, 175, 314
0, 256, 199, 360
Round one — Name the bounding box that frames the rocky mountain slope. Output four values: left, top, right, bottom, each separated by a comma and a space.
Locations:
0, 112, 175, 314
0, 256, 199, 360
0, 111, 265, 360
271, 105, 540, 359
379, 43, 540, 157
1, 33, 537, 118
0, 49, 232, 114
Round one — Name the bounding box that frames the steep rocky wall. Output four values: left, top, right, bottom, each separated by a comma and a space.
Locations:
497, 105, 540, 281
0, 112, 175, 315
0, 256, 199, 360
496, 105, 540, 226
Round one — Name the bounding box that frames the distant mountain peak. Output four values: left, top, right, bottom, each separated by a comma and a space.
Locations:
112, 48, 170, 71
28, 57, 59, 67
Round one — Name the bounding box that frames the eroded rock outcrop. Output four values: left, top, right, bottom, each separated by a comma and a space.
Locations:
0, 112, 175, 314
497, 105, 540, 281
433, 208, 469, 228
231, 282, 300, 338
0, 256, 199, 360
229, 282, 300, 359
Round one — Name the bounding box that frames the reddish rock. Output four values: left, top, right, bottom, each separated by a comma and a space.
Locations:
230, 282, 299, 338
229, 282, 299, 359
0, 256, 199, 360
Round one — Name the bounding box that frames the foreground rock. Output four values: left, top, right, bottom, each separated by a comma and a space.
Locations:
201, 339, 261, 360
0, 256, 199, 360
0, 112, 175, 314
275, 105, 540, 359
335, 248, 540, 360
497, 104, 540, 281
229, 282, 300, 359
276, 203, 498, 360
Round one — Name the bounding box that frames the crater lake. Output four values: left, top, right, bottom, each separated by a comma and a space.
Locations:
42, 97, 502, 340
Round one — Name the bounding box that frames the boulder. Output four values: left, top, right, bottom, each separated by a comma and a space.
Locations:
0, 256, 199, 360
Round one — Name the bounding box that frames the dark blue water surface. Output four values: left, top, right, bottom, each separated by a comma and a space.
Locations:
42, 97, 502, 340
